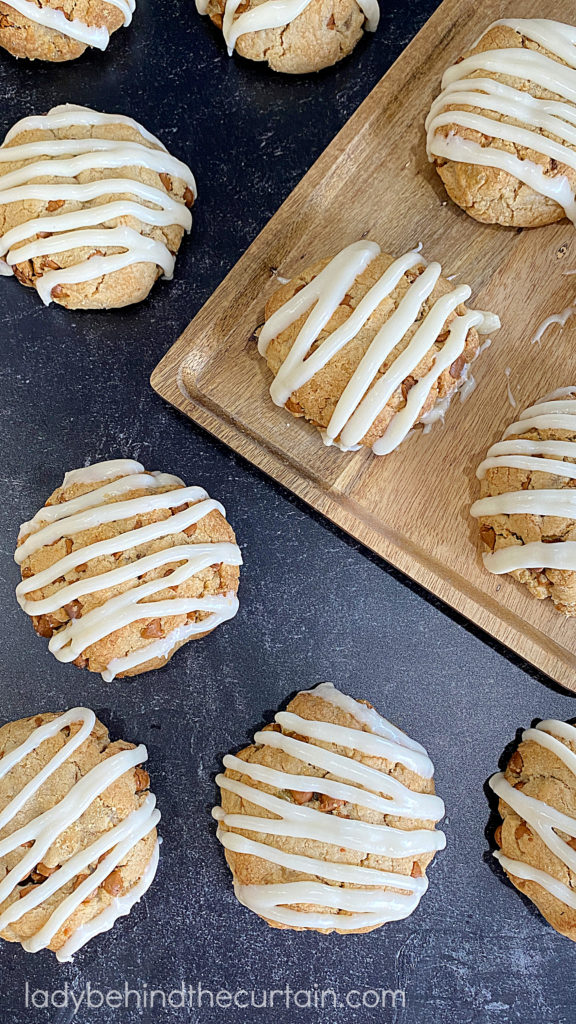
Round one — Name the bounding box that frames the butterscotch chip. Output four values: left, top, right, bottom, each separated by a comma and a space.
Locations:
102, 869, 124, 897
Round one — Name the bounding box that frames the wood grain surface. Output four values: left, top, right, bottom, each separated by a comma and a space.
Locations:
152, 0, 576, 690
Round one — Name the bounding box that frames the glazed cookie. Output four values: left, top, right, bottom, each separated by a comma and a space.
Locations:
426, 18, 576, 227
0, 104, 196, 310
471, 388, 576, 614
0, 707, 159, 960
0, 0, 134, 61
258, 240, 499, 454
214, 682, 446, 932
490, 719, 576, 941
195, 0, 379, 74
15, 459, 242, 681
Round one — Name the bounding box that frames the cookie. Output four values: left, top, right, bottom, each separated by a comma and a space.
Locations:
490, 719, 576, 941
195, 0, 379, 74
15, 458, 242, 680
0, 104, 196, 310
426, 18, 576, 227
214, 682, 445, 932
471, 388, 576, 614
0, 0, 134, 61
258, 240, 499, 454
0, 707, 159, 959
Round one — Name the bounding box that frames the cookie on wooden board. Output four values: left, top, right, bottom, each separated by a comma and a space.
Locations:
258, 240, 499, 454
426, 18, 576, 227
471, 388, 576, 615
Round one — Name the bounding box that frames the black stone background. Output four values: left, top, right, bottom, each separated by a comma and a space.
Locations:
0, 1, 575, 1021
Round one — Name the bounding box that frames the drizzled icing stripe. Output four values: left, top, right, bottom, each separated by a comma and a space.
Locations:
532, 307, 576, 346
213, 682, 445, 930
0, 708, 159, 960
15, 459, 242, 682
195, 0, 379, 56
490, 720, 576, 912
426, 19, 576, 224
3, 108, 165, 148
471, 389, 576, 574
56, 838, 160, 962
0, 0, 135, 50
258, 241, 498, 455
0, 105, 196, 305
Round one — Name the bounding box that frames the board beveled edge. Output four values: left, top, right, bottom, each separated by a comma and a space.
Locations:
151, 369, 576, 693
151, 0, 576, 692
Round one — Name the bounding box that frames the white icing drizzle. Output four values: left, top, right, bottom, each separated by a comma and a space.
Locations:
258, 240, 498, 455
459, 373, 477, 403
531, 306, 576, 345
457, 337, 493, 407
0, 0, 135, 51
195, 0, 379, 57
475, 312, 500, 335
426, 19, 576, 224
490, 719, 576, 911
56, 839, 160, 962
504, 367, 517, 409
3, 107, 166, 148
471, 390, 576, 574
15, 459, 242, 681
0, 708, 159, 959
0, 105, 196, 305
213, 682, 445, 930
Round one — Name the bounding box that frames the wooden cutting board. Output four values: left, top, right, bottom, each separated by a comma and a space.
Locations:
152, 0, 576, 691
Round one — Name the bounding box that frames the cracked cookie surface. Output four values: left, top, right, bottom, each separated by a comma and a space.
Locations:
15, 459, 241, 680
215, 683, 445, 933
0, 709, 157, 956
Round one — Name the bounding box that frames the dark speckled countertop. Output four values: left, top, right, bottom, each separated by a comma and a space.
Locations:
0, 2, 574, 1022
